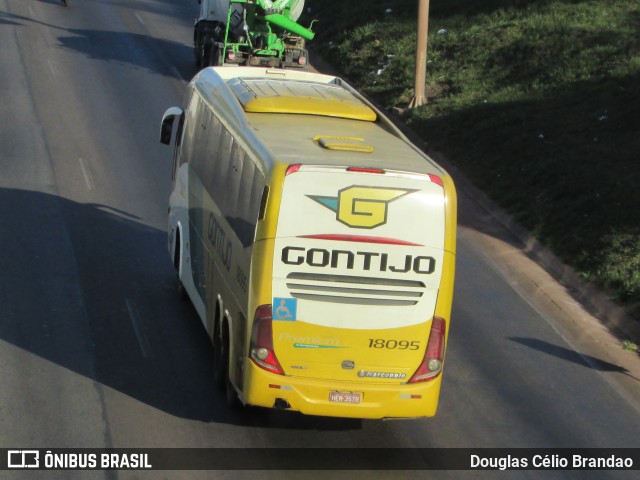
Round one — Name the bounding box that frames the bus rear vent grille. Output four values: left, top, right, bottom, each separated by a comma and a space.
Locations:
285, 272, 425, 306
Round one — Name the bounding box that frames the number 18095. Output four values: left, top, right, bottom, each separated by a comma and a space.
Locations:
368, 339, 420, 350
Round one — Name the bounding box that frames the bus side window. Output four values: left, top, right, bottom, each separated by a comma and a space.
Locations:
202, 111, 222, 189
180, 94, 201, 167
212, 128, 233, 206
248, 169, 266, 239
171, 112, 186, 181
190, 104, 208, 179
258, 185, 269, 221
223, 141, 243, 230
234, 155, 255, 247
231, 142, 243, 204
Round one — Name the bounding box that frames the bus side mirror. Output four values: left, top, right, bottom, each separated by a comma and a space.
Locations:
160, 107, 184, 145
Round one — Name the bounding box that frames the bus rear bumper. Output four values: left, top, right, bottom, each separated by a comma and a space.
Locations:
243, 363, 443, 419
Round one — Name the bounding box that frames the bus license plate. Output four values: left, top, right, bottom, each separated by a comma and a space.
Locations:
329, 391, 362, 404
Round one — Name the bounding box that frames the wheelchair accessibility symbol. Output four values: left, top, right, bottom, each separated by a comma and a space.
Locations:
273, 297, 297, 321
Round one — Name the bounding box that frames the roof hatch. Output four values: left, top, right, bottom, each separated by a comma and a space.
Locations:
227, 78, 377, 122
313, 135, 374, 153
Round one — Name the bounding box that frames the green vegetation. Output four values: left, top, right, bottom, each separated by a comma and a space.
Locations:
304, 0, 640, 320
622, 339, 639, 353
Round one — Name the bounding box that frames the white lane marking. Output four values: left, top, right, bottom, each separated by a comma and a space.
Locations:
78, 158, 95, 190
171, 66, 184, 82
48, 59, 59, 77
125, 299, 153, 359
135, 13, 145, 26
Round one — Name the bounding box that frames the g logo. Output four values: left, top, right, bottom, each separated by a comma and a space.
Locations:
309, 186, 414, 228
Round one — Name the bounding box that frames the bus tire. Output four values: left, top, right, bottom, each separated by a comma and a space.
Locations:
212, 319, 226, 390
222, 324, 241, 409
173, 233, 188, 302
226, 373, 241, 410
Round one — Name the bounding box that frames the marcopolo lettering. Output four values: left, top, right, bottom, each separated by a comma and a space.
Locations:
208, 213, 232, 271
358, 370, 407, 379
281, 246, 436, 274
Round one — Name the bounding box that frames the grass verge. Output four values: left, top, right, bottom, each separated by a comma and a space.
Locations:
303, 0, 640, 321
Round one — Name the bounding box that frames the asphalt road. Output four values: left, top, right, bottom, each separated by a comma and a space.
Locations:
1, 1, 639, 479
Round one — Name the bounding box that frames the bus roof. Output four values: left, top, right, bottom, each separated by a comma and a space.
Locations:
227, 77, 377, 122
191, 67, 446, 176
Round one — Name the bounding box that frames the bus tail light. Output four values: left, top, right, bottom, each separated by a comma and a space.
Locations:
347, 167, 385, 174
250, 305, 284, 375
408, 317, 446, 383
428, 174, 444, 187
286, 164, 302, 175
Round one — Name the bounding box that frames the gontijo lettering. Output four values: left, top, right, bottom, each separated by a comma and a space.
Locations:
281, 246, 436, 274
208, 213, 232, 271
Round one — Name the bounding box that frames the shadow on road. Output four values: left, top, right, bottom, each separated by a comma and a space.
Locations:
57, 29, 196, 81
0, 187, 360, 431
2, 9, 197, 81
509, 336, 640, 382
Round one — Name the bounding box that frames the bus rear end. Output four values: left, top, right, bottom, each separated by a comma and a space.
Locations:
245, 164, 456, 419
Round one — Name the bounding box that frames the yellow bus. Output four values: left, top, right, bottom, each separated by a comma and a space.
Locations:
160, 66, 456, 419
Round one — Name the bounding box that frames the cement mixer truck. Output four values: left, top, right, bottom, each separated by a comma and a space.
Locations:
194, 0, 315, 69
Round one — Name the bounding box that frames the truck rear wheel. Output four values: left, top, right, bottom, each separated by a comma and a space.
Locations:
202, 40, 221, 68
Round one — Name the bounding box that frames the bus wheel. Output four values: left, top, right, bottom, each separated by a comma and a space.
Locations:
212, 321, 225, 390
176, 277, 187, 301
226, 373, 241, 410
222, 327, 241, 409
173, 238, 188, 302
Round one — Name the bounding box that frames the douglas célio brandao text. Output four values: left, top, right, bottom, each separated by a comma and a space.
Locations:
470, 453, 634, 470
